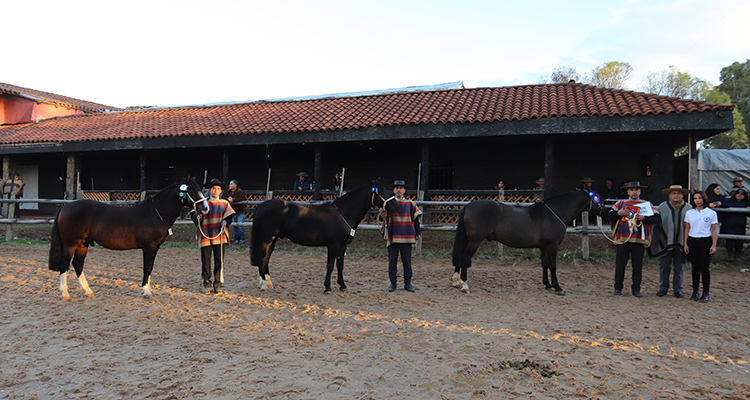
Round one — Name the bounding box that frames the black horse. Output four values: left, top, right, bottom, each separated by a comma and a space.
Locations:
452, 190, 603, 295
251, 180, 398, 293
48, 178, 208, 299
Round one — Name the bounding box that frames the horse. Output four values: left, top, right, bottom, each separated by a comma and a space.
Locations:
48, 178, 209, 299
250, 180, 399, 293
451, 190, 603, 295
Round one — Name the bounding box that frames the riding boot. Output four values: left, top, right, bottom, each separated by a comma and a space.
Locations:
700, 290, 709, 303
690, 289, 700, 301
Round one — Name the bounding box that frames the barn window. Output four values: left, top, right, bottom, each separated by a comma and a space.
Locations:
429, 161, 454, 190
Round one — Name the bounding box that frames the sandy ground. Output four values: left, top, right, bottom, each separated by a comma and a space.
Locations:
1, 242, 749, 399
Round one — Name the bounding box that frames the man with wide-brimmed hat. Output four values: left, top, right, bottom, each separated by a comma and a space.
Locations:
649, 184, 691, 298
576, 177, 594, 192
294, 172, 313, 191
195, 178, 235, 294
383, 180, 423, 292
608, 181, 660, 297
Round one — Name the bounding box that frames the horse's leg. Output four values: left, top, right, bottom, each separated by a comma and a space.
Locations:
141, 246, 158, 297
323, 245, 338, 294
336, 245, 347, 292
542, 247, 565, 296
453, 239, 481, 293
259, 239, 276, 290
59, 271, 70, 300
541, 248, 552, 290
72, 245, 94, 297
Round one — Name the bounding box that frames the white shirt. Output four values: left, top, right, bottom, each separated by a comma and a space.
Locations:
684, 207, 718, 238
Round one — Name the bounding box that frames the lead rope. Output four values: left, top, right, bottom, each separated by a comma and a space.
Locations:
379, 196, 396, 238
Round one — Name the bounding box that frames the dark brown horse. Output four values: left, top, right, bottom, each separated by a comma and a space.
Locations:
452, 190, 603, 295
48, 178, 208, 299
251, 180, 398, 293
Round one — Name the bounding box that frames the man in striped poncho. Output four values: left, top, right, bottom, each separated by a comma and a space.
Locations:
383, 180, 423, 293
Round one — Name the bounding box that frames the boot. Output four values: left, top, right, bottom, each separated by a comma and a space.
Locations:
690, 289, 700, 301
727, 251, 734, 262
700, 290, 709, 303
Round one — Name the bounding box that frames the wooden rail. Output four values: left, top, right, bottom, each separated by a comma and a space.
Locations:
3, 199, 750, 261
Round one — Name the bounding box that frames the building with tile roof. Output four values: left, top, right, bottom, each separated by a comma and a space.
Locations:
0, 81, 735, 213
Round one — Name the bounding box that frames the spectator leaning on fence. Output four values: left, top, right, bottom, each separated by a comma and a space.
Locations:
222, 179, 247, 244
720, 187, 749, 261
2, 173, 25, 218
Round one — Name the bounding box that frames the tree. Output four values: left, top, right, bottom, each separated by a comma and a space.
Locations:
539, 66, 581, 84
701, 89, 748, 149
642, 65, 712, 100
718, 60, 750, 131
587, 61, 633, 89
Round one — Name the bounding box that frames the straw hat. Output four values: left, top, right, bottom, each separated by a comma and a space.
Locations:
661, 184, 690, 195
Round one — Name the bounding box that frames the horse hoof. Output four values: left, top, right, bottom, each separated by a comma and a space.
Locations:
323, 290, 332, 295
85, 292, 95, 297
461, 288, 470, 294
555, 290, 566, 296
61, 294, 70, 300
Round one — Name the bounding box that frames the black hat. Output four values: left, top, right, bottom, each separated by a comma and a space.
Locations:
392, 180, 407, 188
620, 181, 647, 189
296, 171, 309, 177
204, 178, 227, 190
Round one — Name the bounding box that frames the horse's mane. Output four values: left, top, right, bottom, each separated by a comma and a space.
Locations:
135, 182, 182, 206
331, 181, 381, 206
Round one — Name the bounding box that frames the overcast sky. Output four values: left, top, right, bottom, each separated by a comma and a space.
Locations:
2, 0, 748, 108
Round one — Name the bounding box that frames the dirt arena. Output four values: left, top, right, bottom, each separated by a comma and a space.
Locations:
1, 239, 749, 399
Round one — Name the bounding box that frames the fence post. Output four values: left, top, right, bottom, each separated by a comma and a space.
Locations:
497, 189, 504, 256
582, 211, 590, 260
416, 190, 424, 253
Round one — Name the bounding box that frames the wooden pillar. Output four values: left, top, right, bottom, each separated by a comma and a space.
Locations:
544, 139, 554, 199
420, 142, 430, 195
497, 189, 504, 256
2, 157, 9, 218
139, 151, 147, 195
420, 142, 430, 224
688, 133, 698, 190
222, 149, 229, 185
66, 154, 79, 200
582, 211, 590, 260
313, 146, 322, 200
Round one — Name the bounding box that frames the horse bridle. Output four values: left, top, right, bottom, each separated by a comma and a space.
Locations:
179, 183, 209, 214
544, 190, 603, 229
371, 186, 393, 208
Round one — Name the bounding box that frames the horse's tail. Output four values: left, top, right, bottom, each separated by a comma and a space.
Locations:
250, 215, 262, 267
452, 206, 469, 268
48, 208, 65, 272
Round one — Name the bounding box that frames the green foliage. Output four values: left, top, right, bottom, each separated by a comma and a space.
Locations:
702, 89, 748, 149
642, 65, 712, 100
718, 60, 750, 131
587, 61, 633, 89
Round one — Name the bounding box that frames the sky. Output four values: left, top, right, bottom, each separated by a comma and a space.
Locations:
2, 0, 749, 109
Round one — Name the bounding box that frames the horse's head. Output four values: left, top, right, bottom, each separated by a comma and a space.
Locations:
370, 180, 399, 214
179, 179, 209, 215
585, 190, 606, 216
